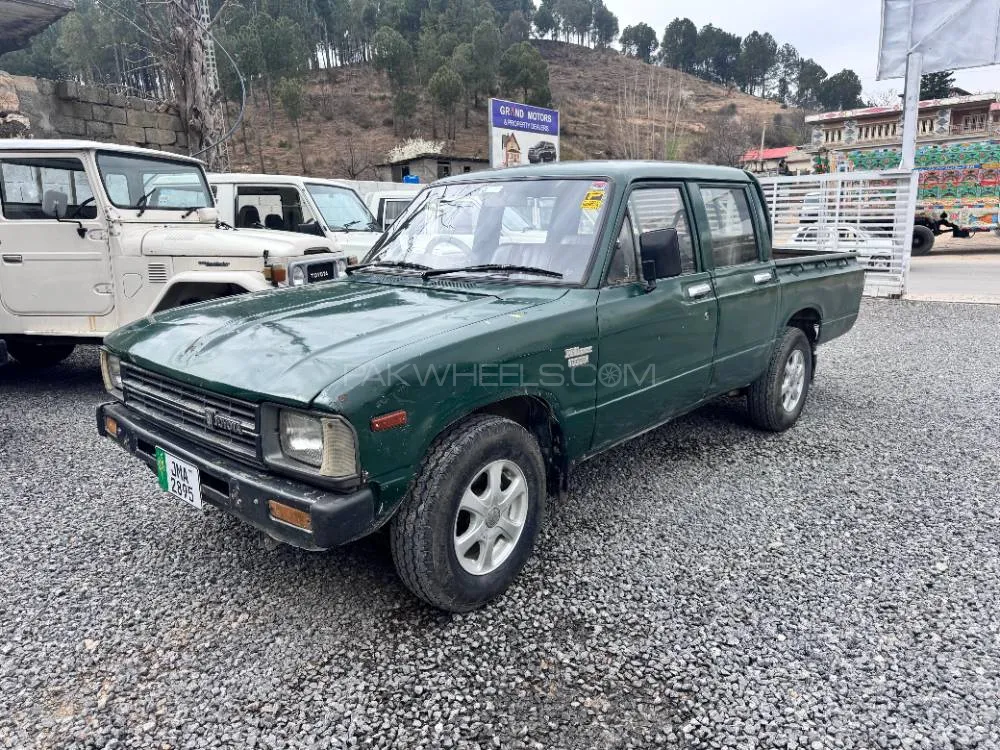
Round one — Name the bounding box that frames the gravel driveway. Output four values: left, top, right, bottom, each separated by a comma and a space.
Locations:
2, 299, 999, 750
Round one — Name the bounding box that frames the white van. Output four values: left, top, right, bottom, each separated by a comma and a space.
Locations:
361, 187, 421, 232
209, 173, 385, 261
0, 140, 345, 367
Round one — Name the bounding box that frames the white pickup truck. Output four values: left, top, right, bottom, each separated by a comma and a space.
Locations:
0, 140, 346, 367
209, 173, 386, 261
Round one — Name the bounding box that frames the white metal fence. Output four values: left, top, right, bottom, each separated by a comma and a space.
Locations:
758, 170, 920, 297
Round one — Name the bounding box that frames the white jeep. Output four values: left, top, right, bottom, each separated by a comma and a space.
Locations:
0, 140, 347, 367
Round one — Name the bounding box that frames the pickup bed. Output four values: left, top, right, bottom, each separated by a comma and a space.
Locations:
97, 161, 864, 611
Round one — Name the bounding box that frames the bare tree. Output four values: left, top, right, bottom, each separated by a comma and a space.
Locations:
130, 0, 227, 168
691, 109, 762, 168
332, 140, 378, 179
611, 67, 689, 160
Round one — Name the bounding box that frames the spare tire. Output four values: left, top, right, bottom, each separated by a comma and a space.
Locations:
912, 225, 935, 256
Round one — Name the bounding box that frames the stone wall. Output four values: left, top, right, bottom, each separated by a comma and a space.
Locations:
0, 71, 187, 153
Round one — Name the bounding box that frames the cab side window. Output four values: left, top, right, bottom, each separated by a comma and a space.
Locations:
628, 187, 697, 273
0, 157, 97, 221
236, 185, 316, 232
698, 186, 759, 267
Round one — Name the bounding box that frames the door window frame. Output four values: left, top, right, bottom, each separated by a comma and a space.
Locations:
0, 154, 101, 223
234, 183, 316, 233
601, 180, 704, 286
690, 182, 767, 271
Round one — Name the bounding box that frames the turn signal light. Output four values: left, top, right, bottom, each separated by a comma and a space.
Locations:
264, 264, 287, 283
371, 410, 407, 432
268, 500, 312, 531
104, 416, 119, 437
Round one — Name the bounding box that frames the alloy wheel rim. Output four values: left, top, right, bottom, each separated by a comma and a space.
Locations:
781, 348, 806, 412
453, 459, 529, 576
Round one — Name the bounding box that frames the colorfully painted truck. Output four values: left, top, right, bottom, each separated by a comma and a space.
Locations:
97, 161, 864, 611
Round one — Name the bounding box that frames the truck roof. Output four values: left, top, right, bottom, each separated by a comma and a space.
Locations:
438, 160, 752, 185
208, 173, 357, 189
0, 139, 205, 165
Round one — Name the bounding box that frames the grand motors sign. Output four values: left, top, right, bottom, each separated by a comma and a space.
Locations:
489, 98, 560, 168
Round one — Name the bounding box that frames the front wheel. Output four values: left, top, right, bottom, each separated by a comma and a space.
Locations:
6, 340, 76, 368
747, 327, 813, 432
912, 225, 935, 256
390, 414, 546, 612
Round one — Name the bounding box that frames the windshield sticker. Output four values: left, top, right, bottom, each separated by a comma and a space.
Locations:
581, 188, 605, 211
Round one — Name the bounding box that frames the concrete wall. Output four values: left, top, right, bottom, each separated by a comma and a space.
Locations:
0, 71, 187, 153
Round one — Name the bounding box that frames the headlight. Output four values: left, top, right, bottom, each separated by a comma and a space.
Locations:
277, 410, 357, 478
290, 264, 306, 286
100, 350, 123, 400
335, 259, 347, 277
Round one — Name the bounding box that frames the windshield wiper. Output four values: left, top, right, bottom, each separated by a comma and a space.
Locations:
421, 264, 564, 280
346, 260, 432, 275
180, 206, 200, 219
332, 220, 362, 232
134, 188, 158, 216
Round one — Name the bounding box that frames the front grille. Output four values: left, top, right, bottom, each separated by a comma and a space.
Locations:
121, 364, 261, 464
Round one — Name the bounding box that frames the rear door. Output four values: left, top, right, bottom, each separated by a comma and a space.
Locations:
593, 183, 718, 448
0, 153, 112, 317
694, 183, 778, 393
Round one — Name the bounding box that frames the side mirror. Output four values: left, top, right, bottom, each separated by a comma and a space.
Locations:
42, 190, 68, 219
297, 221, 325, 237
639, 228, 682, 287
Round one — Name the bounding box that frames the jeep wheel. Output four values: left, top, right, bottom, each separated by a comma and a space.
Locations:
912, 225, 935, 256
390, 414, 546, 612
7, 340, 76, 368
747, 327, 812, 432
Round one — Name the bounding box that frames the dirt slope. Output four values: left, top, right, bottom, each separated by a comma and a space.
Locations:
227, 40, 793, 177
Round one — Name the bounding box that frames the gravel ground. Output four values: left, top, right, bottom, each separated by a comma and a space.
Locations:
2, 299, 999, 750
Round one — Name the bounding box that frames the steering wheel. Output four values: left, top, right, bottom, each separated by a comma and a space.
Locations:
425, 236, 473, 257
67, 196, 96, 220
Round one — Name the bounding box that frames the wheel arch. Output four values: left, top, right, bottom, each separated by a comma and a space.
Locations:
785, 306, 822, 345
148, 271, 268, 313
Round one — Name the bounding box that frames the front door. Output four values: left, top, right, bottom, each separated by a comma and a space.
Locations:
593, 184, 718, 449
0, 154, 112, 317
695, 183, 779, 393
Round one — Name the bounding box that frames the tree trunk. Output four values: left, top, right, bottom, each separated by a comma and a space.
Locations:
295, 119, 306, 174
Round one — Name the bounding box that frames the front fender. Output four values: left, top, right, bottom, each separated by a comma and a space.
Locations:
146, 270, 270, 313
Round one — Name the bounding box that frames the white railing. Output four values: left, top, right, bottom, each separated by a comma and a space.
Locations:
758, 170, 920, 297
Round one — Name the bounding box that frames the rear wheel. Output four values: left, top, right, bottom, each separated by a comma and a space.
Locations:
747, 327, 812, 432
390, 414, 546, 612
912, 225, 935, 256
7, 340, 76, 368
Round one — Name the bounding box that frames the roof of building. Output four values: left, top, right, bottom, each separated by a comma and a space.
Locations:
0, 138, 203, 164
741, 146, 797, 163
0, 0, 73, 54
437, 160, 751, 186
806, 93, 1000, 123
378, 153, 491, 166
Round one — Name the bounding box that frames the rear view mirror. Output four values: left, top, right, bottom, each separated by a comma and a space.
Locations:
639, 228, 682, 282
42, 190, 68, 219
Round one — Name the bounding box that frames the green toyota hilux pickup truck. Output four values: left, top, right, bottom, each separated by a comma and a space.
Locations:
97, 161, 864, 611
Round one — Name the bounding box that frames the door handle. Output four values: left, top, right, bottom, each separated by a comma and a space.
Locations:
1, 254, 22, 264
686, 282, 713, 299
753, 271, 773, 284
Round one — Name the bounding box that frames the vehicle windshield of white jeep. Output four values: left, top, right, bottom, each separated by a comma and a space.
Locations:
364, 178, 610, 285
96, 152, 213, 211
305, 183, 376, 231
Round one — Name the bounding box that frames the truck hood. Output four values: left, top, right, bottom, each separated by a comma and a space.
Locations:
107, 278, 565, 405
330, 230, 382, 260
140, 226, 337, 258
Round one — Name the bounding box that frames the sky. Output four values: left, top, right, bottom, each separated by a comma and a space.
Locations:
603, 0, 1000, 98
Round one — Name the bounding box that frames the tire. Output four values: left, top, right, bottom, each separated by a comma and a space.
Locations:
7, 340, 75, 368
912, 225, 935, 256
390, 414, 547, 612
747, 327, 812, 432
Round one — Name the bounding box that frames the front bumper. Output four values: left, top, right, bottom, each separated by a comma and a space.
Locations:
97, 402, 376, 550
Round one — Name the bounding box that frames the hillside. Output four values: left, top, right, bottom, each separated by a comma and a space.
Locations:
228, 41, 798, 177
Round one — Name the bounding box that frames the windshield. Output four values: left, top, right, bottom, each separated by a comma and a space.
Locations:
365, 178, 610, 285
305, 183, 375, 231
96, 152, 212, 210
